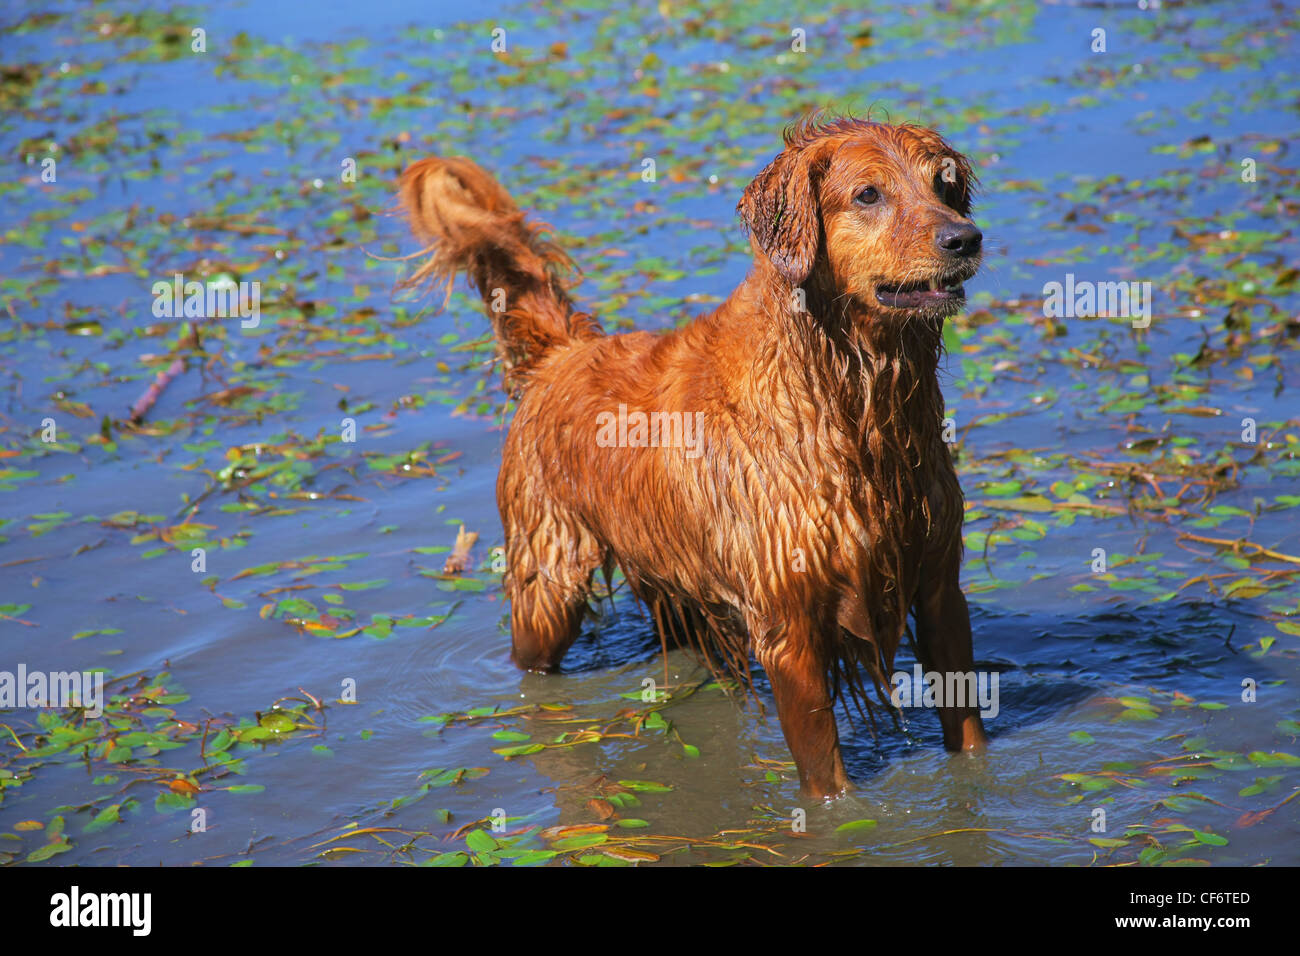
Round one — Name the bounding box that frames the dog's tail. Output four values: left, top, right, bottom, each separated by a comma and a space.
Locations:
396, 157, 600, 391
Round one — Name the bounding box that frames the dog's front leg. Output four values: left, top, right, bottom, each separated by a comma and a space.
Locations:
913, 574, 988, 753
755, 626, 850, 799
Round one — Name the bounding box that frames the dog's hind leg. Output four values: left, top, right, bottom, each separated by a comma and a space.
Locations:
503, 505, 604, 672
754, 617, 851, 799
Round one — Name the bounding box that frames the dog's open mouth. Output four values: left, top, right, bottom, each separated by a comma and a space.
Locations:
875, 278, 965, 310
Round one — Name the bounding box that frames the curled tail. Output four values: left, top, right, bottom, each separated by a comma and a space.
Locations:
396, 156, 601, 393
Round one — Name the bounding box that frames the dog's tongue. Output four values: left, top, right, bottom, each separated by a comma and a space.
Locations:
877, 283, 963, 309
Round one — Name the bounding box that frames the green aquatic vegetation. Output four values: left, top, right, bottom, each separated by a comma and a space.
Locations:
0, 673, 325, 864
429, 682, 709, 762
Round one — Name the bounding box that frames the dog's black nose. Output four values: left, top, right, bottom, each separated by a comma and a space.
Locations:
935, 222, 982, 257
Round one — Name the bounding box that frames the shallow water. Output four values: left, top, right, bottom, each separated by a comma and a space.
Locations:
1, 0, 1298, 866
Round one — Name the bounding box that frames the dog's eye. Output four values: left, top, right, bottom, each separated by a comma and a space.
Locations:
933, 174, 955, 205
854, 186, 880, 206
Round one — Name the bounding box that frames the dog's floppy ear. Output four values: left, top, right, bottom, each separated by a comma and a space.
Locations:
736, 146, 826, 285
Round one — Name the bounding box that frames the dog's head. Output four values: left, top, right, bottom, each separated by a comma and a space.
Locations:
738, 116, 982, 319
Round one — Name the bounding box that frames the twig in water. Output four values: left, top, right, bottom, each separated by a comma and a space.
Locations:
443, 525, 479, 574
127, 322, 201, 424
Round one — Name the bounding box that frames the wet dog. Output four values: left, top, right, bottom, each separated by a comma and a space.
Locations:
396, 115, 988, 797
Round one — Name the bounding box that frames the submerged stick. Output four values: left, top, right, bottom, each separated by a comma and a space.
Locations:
1178, 532, 1300, 566
128, 322, 200, 424
128, 355, 187, 424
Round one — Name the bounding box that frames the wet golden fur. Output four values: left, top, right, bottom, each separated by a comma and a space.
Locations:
396, 115, 989, 796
